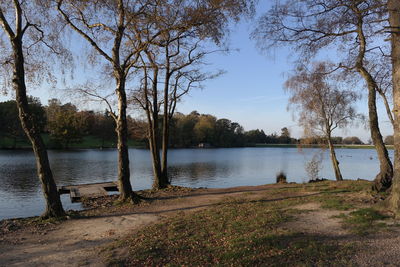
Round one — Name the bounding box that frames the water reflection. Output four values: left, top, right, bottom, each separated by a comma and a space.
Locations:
0, 147, 393, 220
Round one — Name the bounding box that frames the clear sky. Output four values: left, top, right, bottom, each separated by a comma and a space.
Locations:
0, 2, 394, 142
175, 15, 393, 142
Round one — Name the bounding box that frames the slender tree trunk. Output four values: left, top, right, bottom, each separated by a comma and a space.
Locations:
12, 37, 65, 218
149, 139, 163, 189
149, 110, 163, 189
355, 14, 393, 191
160, 75, 171, 188
388, 0, 400, 215
366, 79, 393, 191
151, 71, 167, 189
327, 134, 343, 181
115, 77, 139, 203
161, 113, 169, 186
377, 88, 395, 128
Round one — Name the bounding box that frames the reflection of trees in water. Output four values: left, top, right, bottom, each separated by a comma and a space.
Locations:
279, 149, 289, 174
51, 159, 117, 185
0, 164, 40, 193
168, 162, 233, 183
49, 150, 120, 185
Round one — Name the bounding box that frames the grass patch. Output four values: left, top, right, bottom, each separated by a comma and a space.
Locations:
340, 208, 390, 235
320, 198, 354, 211
304, 180, 373, 211
108, 196, 353, 266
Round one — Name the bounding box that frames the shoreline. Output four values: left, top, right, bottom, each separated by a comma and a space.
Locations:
0, 179, 372, 222
1, 180, 399, 266
0, 144, 394, 150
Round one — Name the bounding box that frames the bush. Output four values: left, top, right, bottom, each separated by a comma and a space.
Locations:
305, 152, 323, 181
276, 172, 287, 184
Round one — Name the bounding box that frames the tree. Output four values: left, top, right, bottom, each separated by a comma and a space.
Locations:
331, 136, 343, 144
388, 0, 400, 215
57, 0, 145, 202
285, 62, 360, 181
46, 99, 83, 148
0, 97, 46, 148
343, 136, 364, 145
194, 115, 217, 144
95, 112, 117, 147
254, 0, 393, 191
171, 112, 199, 147
245, 129, 267, 144
0, 100, 24, 148
0, 1, 65, 217
127, 116, 147, 144
213, 118, 244, 147
279, 127, 291, 144
132, 0, 254, 189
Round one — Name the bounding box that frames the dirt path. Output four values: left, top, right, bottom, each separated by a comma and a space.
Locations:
0, 184, 302, 266
1, 184, 400, 266
283, 202, 349, 236
283, 203, 400, 266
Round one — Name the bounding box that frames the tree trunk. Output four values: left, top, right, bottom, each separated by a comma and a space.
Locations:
388, 0, 400, 215
115, 77, 139, 203
355, 15, 393, 191
377, 88, 395, 128
327, 135, 343, 181
144, 67, 168, 190
366, 80, 393, 191
160, 76, 171, 188
160, 114, 169, 187
356, 69, 393, 191
149, 111, 163, 189
149, 137, 163, 189
12, 36, 65, 218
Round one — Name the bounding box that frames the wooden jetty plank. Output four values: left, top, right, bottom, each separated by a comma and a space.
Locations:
58, 181, 119, 202
70, 188, 81, 202
59, 181, 118, 191
78, 185, 108, 197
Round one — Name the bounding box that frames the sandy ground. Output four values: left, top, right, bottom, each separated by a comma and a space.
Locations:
0, 184, 399, 266
0, 185, 288, 266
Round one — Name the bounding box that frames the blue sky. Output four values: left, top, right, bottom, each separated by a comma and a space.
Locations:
0, 2, 393, 142
175, 17, 393, 142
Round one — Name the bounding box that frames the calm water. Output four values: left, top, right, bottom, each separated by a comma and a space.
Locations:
0, 147, 392, 220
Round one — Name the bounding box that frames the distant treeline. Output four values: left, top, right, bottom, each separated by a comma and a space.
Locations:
168, 111, 297, 147
0, 98, 380, 149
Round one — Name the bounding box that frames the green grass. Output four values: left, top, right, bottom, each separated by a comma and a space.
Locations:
108, 193, 355, 266
320, 198, 354, 211
102, 180, 386, 266
339, 208, 389, 235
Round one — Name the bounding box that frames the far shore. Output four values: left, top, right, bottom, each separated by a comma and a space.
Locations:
0, 141, 393, 150
255, 143, 394, 150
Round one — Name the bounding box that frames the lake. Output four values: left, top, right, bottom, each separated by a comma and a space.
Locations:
0, 147, 392, 220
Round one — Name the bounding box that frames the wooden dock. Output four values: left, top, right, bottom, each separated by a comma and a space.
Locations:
58, 181, 119, 202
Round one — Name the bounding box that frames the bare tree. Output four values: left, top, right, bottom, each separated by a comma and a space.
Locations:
253, 0, 393, 191
134, 47, 211, 189
388, 0, 400, 215
285, 62, 360, 181
131, 0, 253, 189
369, 56, 394, 127
0, 1, 65, 217
56, 0, 150, 203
